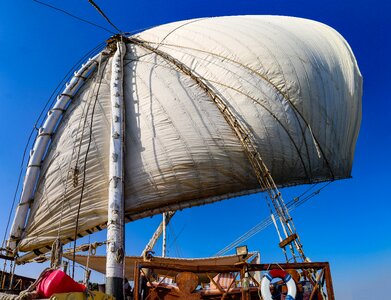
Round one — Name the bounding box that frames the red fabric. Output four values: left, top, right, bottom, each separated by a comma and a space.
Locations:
36, 270, 86, 298
269, 269, 288, 280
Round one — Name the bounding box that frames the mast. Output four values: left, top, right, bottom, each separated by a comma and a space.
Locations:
106, 38, 126, 300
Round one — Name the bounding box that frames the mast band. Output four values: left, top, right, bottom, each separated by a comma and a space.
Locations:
60, 93, 74, 99
74, 75, 87, 80
51, 108, 66, 113
27, 164, 41, 168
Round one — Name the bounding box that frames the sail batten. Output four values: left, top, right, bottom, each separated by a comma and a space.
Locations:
11, 16, 361, 254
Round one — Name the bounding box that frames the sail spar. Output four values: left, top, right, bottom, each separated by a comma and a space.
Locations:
8, 16, 362, 257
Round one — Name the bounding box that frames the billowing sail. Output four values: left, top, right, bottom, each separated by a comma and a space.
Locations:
14, 15, 361, 253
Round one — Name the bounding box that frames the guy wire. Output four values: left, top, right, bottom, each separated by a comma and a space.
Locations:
87, 0, 123, 33
33, 0, 116, 34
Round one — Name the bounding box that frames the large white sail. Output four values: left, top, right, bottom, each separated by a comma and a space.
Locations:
12, 15, 362, 253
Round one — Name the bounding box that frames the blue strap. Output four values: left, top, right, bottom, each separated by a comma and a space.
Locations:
283, 273, 292, 282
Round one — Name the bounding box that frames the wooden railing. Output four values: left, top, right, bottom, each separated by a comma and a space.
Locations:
133, 260, 334, 300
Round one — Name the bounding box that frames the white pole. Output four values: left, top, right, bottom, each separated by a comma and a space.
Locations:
106, 40, 126, 300
254, 251, 261, 284
162, 213, 167, 257
7, 54, 101, 252
141, 211, 175, 256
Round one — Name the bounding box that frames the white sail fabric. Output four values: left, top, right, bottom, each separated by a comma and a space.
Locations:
18, 16, 362, 252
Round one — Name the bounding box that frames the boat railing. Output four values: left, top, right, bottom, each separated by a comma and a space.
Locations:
133, 260, 335, 300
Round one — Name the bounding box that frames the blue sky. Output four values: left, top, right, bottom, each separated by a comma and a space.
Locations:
0, 0, 390, 299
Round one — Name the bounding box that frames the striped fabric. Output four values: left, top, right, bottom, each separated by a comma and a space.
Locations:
210, 273, 236, 290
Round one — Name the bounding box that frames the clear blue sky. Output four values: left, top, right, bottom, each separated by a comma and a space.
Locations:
0, 0, 390, 299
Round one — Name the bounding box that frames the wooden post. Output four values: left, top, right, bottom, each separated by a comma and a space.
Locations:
324, 262, 335, 300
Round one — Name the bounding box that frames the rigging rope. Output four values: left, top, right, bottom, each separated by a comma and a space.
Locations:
87, 0, 122, 33
3, 45, 106, 267
65, 242, 104, 254
15, 267, 52, 300
8, 260, 16, 290
57, 58, 101, 236
1, 42, 105, 253
17, 242, 105, 265
50, 238, 63, 269
215, 182, 333, 256
71, 56, 109, 279
168, 223, 183, 258
84, 236, 92, 286
128, 36, 308, 262
141, 40, 335, 179
33, 0, 116, 34
42, 42, 106, 125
